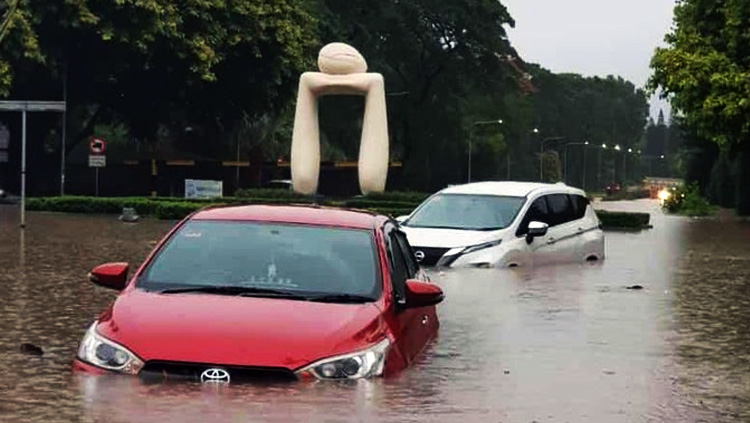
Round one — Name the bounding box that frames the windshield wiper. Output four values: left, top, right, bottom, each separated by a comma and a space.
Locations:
306, 294, 376, 304
157, 285, 309, 300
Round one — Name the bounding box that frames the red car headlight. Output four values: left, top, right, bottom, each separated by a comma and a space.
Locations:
77, 322, 144, 375
296, 338, 390, 380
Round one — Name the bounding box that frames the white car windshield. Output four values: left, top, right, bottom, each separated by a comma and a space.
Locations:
405, 194, 525, 231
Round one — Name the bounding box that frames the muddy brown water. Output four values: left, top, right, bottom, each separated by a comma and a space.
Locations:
0, 201, 748, 422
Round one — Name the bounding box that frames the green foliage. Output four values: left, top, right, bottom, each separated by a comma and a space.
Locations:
2, 0, 651, 193
24, 191, 425, 220
356, 191, 431, 203
649, 0, 750, 148
1, 0, 318, 148
154, 202, 208, 220
25, 196, 160, 215
234, 188, 310, 200
596, 210, 651, 229
662, 184, 715, 216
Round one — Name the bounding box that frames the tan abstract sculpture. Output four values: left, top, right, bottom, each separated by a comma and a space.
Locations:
291, 43, 389, 195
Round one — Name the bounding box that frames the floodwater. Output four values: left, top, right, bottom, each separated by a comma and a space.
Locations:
0, 200, 748, 423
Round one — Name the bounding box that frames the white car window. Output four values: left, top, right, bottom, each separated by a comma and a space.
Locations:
546, 194, 577, 226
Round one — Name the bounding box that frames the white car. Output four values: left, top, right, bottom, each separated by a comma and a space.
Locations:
397, 181, 604, 268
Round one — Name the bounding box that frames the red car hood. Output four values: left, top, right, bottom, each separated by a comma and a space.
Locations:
97, 290, 387, 371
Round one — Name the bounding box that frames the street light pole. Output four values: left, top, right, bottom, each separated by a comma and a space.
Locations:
563, 141, 590, 186
598, 144, 607, 190
470, 119, 503, 183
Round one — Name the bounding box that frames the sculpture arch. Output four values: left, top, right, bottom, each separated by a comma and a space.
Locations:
291, 43, 389, 195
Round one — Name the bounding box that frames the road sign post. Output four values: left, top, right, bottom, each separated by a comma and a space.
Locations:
0, 101, 67, 228
89, 138, 106, 196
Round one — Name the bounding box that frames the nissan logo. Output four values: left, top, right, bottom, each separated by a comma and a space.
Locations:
414, 250, 425, 262
200, 368, 231, 384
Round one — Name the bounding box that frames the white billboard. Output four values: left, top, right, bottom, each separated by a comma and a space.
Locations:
185, 179, 223, 199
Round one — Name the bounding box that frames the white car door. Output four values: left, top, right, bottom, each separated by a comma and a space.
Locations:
543, 193, 581, 264
513, 195, 555, 266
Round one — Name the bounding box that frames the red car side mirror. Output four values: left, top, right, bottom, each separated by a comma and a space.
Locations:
404, 279, 444, 308
88, 263, 130, 291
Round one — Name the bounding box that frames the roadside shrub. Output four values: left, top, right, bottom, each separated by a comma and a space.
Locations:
601, 189, 650, 201
25, 193, 423, 221
596, 210, 651, 229
154, 202, 208, 220
26, 197, 161, 215
358, 191, 430, 203
679, 184, 714, 216
341, 199, 420, 209
662, 184, 715, 216
234, 188, 309, 200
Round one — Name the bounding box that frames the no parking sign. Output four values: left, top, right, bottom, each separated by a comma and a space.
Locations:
89, 138, 106, 167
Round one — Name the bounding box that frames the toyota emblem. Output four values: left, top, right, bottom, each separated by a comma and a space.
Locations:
200, 368, 231, 384
414, 250, 425, 262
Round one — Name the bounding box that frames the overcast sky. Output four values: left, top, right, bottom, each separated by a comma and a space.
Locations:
501, 0, 676, 119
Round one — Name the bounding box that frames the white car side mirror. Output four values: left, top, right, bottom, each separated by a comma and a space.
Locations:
526, 221, 549, 244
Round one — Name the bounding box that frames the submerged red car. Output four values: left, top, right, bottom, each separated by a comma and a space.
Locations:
73, 205, 443, 382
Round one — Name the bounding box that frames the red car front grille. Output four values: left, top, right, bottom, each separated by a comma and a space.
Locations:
140, 361, 297, 383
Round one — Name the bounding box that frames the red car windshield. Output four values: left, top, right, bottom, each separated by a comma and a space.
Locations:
138, 221, 380, 298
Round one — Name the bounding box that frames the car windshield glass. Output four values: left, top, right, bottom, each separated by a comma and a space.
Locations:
138, 221, 379, 298
405, 194, 525, 230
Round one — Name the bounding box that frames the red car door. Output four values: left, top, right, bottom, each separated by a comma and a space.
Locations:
384, 226, 438, 365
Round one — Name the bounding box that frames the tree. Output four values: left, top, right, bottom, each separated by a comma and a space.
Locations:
1, 0, 318, 149
313, 0, 519, 189
650, 0, 750, 214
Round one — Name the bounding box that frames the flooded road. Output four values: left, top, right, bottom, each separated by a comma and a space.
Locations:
1, 201, 748, 422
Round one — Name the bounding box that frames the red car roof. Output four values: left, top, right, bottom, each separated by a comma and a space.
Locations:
191, 204, 388, 230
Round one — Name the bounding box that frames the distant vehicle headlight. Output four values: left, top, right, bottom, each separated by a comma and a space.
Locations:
658, 189, 671, 204
296, 338, 390, 380
77, 323, 144, 374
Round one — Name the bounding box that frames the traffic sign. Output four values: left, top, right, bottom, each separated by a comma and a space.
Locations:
90, 138, 106, 154
89, 155, 106, 167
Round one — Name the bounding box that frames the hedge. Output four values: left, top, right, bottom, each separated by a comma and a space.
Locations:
601, 189, 651, 202
26, 197, 162, 215
26, 196, 650, 229
24, 196, 418, 221
596, 210, 651, 229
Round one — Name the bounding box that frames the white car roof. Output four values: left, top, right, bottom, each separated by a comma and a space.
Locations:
439, 181, 585, 198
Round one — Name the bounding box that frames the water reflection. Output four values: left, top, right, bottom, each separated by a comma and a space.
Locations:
0, 203, 749, 422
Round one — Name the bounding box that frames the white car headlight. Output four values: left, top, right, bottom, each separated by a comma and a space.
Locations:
436, 239, 502, 267
77, 323, 144, 375
296, 338, 390, 380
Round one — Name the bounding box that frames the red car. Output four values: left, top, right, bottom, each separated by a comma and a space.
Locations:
73, 205, 443, 382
